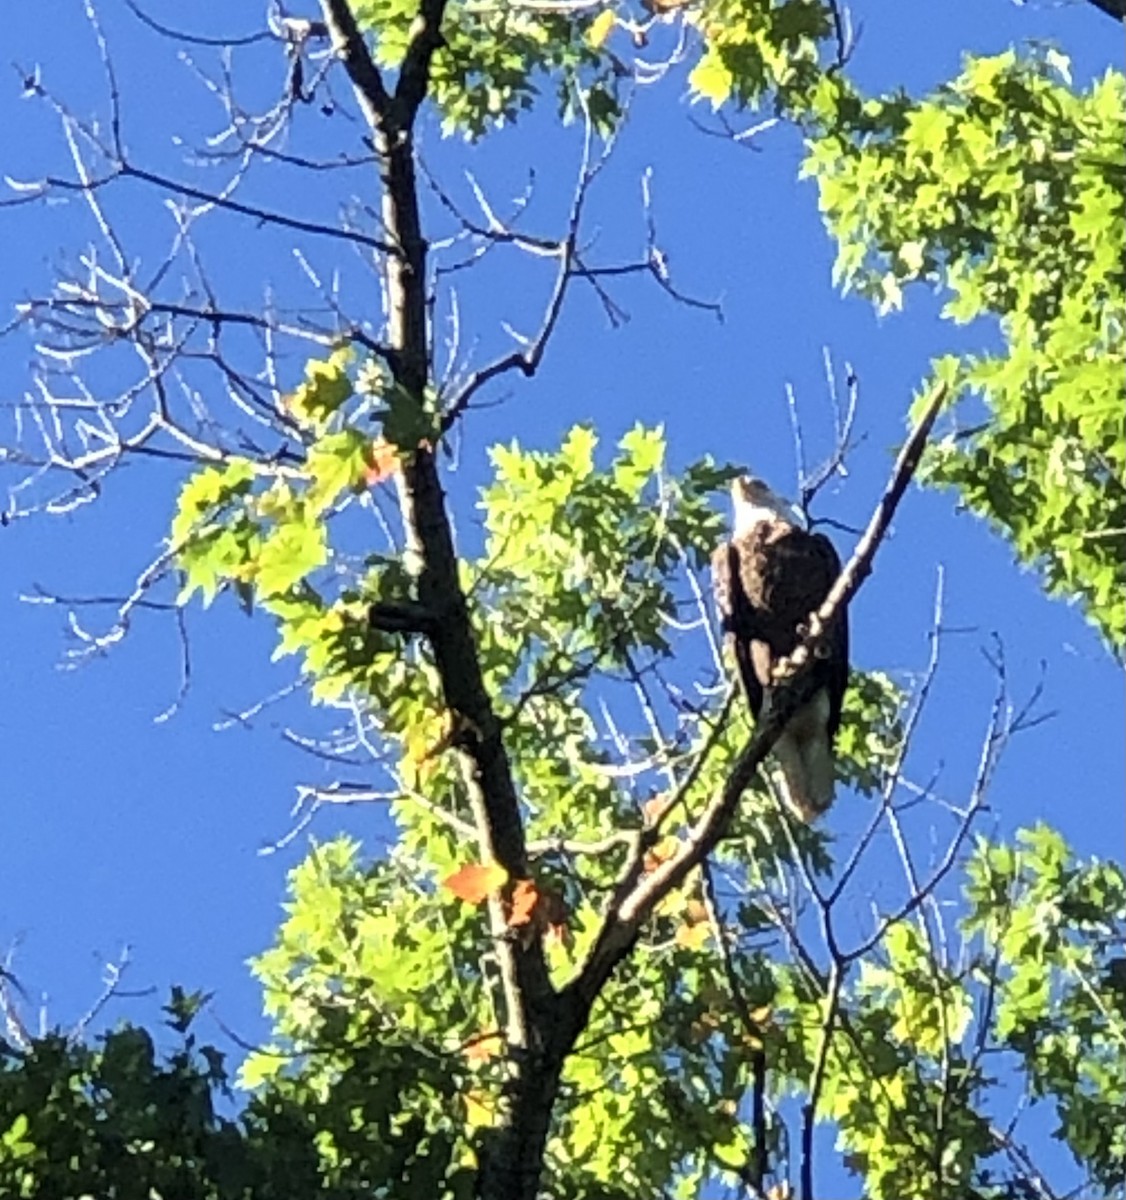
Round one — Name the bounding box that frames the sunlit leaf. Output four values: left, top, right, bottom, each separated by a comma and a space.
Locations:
443, 861, 510, 904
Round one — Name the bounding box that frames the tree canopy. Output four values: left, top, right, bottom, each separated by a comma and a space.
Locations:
1, 2, 1122, 1199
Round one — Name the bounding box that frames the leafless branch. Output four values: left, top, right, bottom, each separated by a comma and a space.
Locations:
438, 161, 721, 432
122, 0, 278, 47
800, 960, 843, 1200
824, 0, 857, 73
0, 956, 34, 1052
826, 567, 947, 910
777, 384, 947, 680
844, 647, 1010, 964
990, 1126, 1063, 1200
68, 948, 157, 1044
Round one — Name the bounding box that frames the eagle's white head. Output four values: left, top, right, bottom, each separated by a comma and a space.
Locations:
731, 474, 801, 537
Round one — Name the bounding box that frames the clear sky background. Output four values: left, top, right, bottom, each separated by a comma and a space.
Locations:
0, 0, 1122, 1184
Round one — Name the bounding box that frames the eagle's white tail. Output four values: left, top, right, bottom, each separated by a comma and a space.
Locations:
771, 692, 836, 822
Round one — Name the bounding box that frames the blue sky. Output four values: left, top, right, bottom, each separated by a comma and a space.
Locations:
0, 0, 1121, 1186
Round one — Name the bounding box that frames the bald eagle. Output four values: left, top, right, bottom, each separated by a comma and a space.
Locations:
712, 475, 850, 821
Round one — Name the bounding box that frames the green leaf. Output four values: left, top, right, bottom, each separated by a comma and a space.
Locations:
587, 8, 615, 49
287, 346, 354, 431
689, 53, 735, 109
256, 512, 328, 597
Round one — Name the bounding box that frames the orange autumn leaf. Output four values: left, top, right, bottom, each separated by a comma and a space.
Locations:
464, 1031, 504, 1065
505, 880, 570, 946
642, 794, 669, 824
507, 878, 540, 928
443, 861, 509, 904
684, 898, 709, 925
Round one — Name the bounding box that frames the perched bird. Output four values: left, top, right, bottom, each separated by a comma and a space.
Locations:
712, 475, 850, 821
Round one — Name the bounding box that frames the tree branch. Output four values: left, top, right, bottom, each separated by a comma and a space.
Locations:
319, 4, 557, 1118
394, 0, 448, 122
368, 599, 437, 634
700, 860, 770, 1195
4, 158, 396, 255
776, 383, 948, 680
1082, 0, 1124, 20
319, 0, 391, 122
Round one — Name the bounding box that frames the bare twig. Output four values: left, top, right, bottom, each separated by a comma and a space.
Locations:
801, 961, 843, 1200
790, 352, 860, 522
438, 162, 720, 431
777, 384, 947, 680
826, 567, 947, 910
844, 649, 1009, 964
69, 948, 157, 1043
122, 0, 277, 47
990, 1126, 1063, 1200
0, 957, 34, 1052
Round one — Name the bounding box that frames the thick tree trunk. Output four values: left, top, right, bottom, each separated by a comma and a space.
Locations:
475, 991, 591, 1200
321, 13, 566, 1200
478, 1043, 568, 1200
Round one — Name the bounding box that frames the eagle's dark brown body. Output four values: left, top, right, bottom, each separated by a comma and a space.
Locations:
712, 487, 850, 820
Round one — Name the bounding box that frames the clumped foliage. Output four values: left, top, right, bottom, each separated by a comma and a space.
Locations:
803, 53, 1126, 648
1, 1, 1123, 1198
5, 829, 1121, 1198
354, 0, 623, 134
0, 987, 474, 1199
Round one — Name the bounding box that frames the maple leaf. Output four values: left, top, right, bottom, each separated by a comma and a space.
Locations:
443, 861, 509, 904
507, 878, 540, 927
